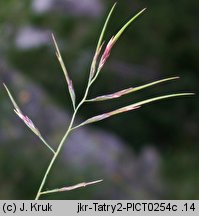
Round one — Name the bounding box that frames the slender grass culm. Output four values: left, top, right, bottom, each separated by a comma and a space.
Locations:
3, 3, 194, 200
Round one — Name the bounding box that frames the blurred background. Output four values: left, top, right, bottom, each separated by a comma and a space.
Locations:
0, 0, 198, 199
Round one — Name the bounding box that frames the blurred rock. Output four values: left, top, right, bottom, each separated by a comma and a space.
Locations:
15, 26, 50, 49
32, 0, 103, 17
32, 0, 54, 13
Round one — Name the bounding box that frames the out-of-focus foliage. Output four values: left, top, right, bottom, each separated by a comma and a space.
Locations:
0, 0, 198, 199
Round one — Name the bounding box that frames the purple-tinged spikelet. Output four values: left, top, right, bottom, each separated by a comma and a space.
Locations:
98, 36, 115, 70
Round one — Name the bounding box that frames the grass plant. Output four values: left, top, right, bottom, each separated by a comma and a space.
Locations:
3, 3, 194, 199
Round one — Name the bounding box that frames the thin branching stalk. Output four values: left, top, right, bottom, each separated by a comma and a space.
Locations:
35, 73, 100, 200
39, 136, 56, 154
4, 3, 194, 200
35, 105, 79, 199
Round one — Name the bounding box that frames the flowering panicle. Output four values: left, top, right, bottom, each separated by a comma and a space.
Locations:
3, 3, 194, 200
